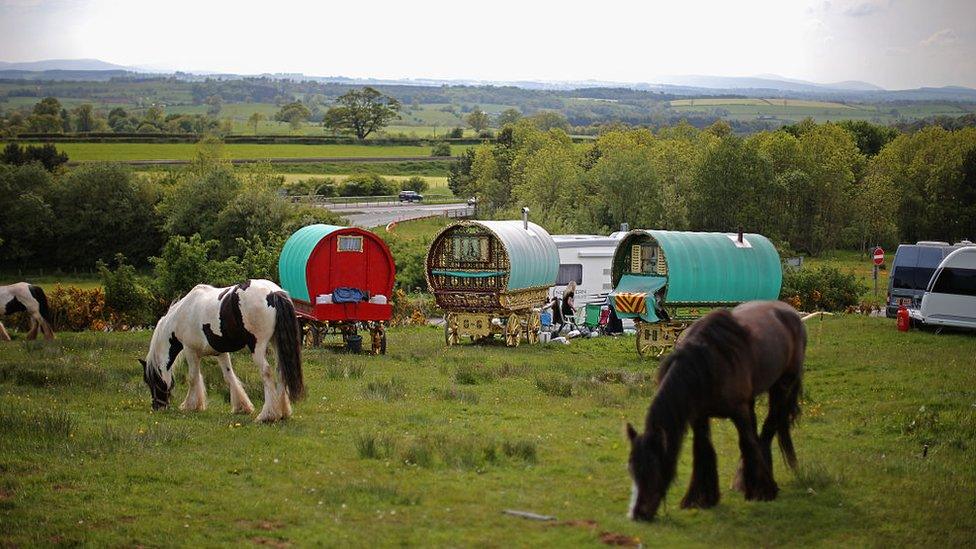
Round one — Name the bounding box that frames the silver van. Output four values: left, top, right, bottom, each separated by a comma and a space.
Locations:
886, 241, 970, 317
917, 246, 976, 330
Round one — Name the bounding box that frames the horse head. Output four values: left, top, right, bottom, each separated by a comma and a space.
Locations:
626, 422, 668, 521
140, 357, 172, 410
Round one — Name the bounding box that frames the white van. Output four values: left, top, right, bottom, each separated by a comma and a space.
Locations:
550, 233, 626, 306
918, 246, 976, 330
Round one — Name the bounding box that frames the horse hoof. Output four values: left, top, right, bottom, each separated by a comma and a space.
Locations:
681, 494, 719, 509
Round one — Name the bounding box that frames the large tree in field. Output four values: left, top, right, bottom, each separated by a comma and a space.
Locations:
323, 87, 401, 140
274, 102, 311, 131
466, 107, 490, 133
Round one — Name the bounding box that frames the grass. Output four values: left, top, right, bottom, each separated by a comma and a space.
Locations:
667, 98, 973, 123
279, 174, 452, 195
35, 143, 471, 162
1, 316, 974, 546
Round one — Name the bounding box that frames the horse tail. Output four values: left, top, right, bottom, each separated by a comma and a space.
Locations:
774, 307, 806, 469
28, 284, 52, 326
269, 291, 304, 401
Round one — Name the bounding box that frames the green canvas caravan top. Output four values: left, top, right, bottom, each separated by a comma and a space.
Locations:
611, 229, 782, 309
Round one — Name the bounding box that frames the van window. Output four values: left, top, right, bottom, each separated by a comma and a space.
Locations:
891, 246, 944, 290
914, 247, 944, 289
556, 264, 583, 285
930, 267, 976, 297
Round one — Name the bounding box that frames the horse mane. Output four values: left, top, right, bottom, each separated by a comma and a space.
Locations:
643, 309, 754, 489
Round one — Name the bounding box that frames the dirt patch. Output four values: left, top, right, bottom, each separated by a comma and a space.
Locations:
557, 519, 598, 529
0, 489, 13, 502
250, 536, 291, 548
598, 531, 641, 547
237, 519, 284, 531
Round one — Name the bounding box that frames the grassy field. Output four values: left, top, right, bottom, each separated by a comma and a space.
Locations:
41, 143, 470, 162
1, 316, 973, 546
667, 98, 973, 123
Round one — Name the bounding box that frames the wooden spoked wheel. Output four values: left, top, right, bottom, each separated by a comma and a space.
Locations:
525, 311, 541, 344
445, 313, 460, 346
635, 322, 656, 358
504, 313, 522, 347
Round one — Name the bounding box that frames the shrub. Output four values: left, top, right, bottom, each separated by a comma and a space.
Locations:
150, 234, 245, 300
339, 173, 397, 197
448, 128, 464, 138
400, 176, 429, 193
431, 142, 451, 156
0, 143, 68, 172
780, 265, 866, 312
47, 285, 108, 331
97, 254, 157, 326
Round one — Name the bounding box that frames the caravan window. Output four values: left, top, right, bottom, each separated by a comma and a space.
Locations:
556, 264, 583, 285
337, 236, 363, 252
892, 246, 943, 290
930, 267, 976, 297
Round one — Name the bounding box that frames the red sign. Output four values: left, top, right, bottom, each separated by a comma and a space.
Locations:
873, 247, 885, 265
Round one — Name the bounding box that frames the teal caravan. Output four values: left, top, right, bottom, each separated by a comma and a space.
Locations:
609, 229, 782, 357
426, 219, 558, 347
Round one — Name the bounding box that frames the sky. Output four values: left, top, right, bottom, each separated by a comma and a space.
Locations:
0, 0, 974, 89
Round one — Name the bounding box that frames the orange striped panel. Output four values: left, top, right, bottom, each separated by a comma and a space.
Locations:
614, 293, 647, 314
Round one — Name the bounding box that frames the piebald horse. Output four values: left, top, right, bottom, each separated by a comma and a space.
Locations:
141, 279, 304, 423
0, 282, 54, 341
626, 300, 806, 521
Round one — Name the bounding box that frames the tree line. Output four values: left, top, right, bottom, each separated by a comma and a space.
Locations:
450, 118, 976, 254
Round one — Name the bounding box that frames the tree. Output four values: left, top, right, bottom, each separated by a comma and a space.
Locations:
0, 163, 54, 265
400, 176, 428, 193
526, 111, 570, 132
274, 101, 311, 131
27, 98, 64, 133
205, 95, 223, 116
247, 112, 265, 134
73, 104, 96, 133
322, 87, 401, 140
466, 108, 490, 132
497, 108, 522, 127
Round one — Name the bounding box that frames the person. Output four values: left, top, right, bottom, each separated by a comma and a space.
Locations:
546, 295, 564, 334
559, 281, 577, 333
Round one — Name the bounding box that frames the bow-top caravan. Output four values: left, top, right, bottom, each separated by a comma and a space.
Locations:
609, 229, 782, 357
426, 219, 559, 347
278, 224, 395, 354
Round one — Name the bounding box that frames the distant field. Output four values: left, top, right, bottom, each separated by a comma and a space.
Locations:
668, 98, 973, 123
40, 143, 470, 162
279, 174, 451, 195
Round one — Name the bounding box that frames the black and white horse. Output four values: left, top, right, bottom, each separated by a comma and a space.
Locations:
0, 282, 54, 341
141, 279, 305, 423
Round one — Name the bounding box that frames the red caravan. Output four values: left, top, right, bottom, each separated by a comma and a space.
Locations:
278, 224, 395, 353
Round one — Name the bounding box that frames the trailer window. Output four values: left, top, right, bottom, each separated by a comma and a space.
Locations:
338, 236, 363, 252
452, 236, 488, 262
556, 264, 583, 285
930, 267, 976, 297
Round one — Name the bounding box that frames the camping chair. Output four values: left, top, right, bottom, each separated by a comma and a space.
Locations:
583, 303, 611, 334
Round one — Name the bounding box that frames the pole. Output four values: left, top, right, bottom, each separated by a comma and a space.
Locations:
873, 264, 878, 297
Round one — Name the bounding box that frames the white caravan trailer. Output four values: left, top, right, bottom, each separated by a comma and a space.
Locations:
917, 246, 976, 330
550, 233, 627, 306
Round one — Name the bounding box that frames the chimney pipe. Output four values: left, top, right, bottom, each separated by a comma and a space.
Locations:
621, 222, 629, 232
737, 226, 744, 243
522, 207, 530, 230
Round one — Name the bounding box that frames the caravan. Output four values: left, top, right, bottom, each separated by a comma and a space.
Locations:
917, 246, 976, 330
550, 233, 627, 307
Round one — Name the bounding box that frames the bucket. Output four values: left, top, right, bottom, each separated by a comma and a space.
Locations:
345, 334, 363, 353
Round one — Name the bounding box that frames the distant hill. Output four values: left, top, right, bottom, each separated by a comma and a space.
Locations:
0, 58, 131, 71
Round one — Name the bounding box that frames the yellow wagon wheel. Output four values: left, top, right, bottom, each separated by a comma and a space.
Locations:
505, 313, 522, 347
444, 313, 460, 346
525, 310, 541, 344
635, 322, 657, 358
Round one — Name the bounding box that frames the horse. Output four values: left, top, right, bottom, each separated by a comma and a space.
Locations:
140, 279, 304, 423
625, 300, 806, 521
0, 282, 54, 341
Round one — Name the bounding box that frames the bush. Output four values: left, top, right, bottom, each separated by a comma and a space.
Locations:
48, 285, 108, 331
400, 176, 429, 193
447, 127, 464, 138
339, 173, 397, 196
431, 142, 451, 156
0, 143, 68, 172
780, 265, 866, 312
478, 130, 495, 139
150, 234, 245, 300
97, 254, 157, 326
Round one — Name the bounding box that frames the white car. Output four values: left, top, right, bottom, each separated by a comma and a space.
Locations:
918, 246, 976, 330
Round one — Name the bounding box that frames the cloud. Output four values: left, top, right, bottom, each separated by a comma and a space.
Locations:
920, 28, 959, 48
807, 0, 891, 17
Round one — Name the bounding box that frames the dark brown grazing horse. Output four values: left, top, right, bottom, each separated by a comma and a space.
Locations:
626, 300, 806, 521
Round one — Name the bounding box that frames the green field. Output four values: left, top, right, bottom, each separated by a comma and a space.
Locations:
0, 316, 973, 546
279, 174, 451, 195
38, 143, 470, 162
668, 98, 973, 123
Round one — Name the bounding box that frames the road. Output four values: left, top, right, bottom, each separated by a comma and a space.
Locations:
324, 201, 473, 227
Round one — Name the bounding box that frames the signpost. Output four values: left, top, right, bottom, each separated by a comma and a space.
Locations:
872, 247, 884, 296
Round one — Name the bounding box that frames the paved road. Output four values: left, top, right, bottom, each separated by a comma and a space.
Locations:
324, 202, 472, 227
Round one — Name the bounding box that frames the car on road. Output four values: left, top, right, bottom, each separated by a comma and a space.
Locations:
399, 190, 423, 203
467, 197, 478, 205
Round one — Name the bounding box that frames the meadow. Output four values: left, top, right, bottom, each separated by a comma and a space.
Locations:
0, 316, 973, 546
667, 98, 973, 123
44, 143, 470, 162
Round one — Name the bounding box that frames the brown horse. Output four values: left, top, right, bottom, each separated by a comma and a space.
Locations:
626, 300, 806, 521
